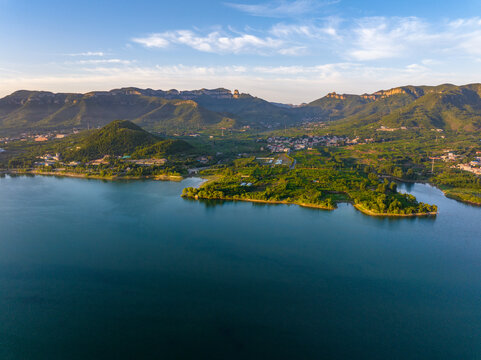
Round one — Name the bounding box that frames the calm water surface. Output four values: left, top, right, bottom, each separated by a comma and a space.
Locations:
0, 175, 480, 359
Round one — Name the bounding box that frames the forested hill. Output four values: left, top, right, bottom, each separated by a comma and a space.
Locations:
60, 120, 192, 161
0, 88, 298, 135
0, 89, 236, 135
305, 84, 481, 132
2, 83, 481, 135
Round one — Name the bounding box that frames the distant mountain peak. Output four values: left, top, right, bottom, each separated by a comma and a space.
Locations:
324, 86, 425, 102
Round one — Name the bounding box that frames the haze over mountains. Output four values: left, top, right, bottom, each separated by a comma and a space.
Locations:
1, 83, 481, 135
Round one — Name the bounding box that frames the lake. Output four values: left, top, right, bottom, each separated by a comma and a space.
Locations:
0, 175, 480, 359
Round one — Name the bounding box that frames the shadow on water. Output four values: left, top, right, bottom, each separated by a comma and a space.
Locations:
183, 197, 228, 209
366, 213, 436, 223
189, 197, 334, 212
2, 176, 481, 359
400, 181, 415, 192
185, 198, 307, 211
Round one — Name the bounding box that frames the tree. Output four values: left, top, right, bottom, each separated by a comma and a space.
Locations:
393, 167, 404, 178
389, 182, 398, 193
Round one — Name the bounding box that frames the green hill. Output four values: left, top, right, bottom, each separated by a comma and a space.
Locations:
307, 84, 481, 132
64, 120, 160, 160
192, 93, 300, 126
3, 84, 481, 136
379, 86, 481, 131
60, 120, 194, 162
131, 139, 193, 159
0, 90, 235, 135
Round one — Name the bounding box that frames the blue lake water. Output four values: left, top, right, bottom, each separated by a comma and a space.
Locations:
0, 175, 480, 359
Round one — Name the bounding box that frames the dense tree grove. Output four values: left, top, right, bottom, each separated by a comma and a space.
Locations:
2, 116, 479, 214
433, 170, 481, 204
182, 158, 437, 215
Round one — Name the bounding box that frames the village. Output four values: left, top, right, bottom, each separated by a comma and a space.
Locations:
34, 153, 170, 168
0, 130, 76, 144
457, 162, 481, 175
430, 149, 481, 176
265, 135, 363, 153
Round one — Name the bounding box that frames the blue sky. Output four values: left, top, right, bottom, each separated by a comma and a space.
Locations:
1, 0, 481, 103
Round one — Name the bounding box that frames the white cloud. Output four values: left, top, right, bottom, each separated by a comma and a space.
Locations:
269, 22, 339, 38
447, 17, 481, 56
133, 30, 289, 55
5, 17, 481, 102
224, 0, 338, 18
3, 61, 478, 103
349, 17, 432, 61
73, 59, 133, 65
66, 51, 105, 57
133, 18, 345, 56
132, 35, 169, 48
347, 16, 481, 61
130, 16, 481, 61
277, 46, 308, 55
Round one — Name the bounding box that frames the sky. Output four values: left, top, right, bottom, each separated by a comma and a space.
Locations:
1, 0, 481, 103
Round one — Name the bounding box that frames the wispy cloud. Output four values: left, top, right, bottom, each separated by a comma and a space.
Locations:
5, 16, 481, 102
73, 59, 133, 65
447, 17, 481, 56
132, 35, 169, 48
134, 16, 481, 61
269, 21, 340, 39
348, 17, 432, 61
3, 61, 474, 103
133, 29, 290, 55
347, 16, 481, 61
66, 51, 106, 57
224, 0, 337, 18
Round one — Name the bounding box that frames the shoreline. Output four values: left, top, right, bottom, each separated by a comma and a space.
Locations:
3, 170, 183, 182
442, 192, 481, 207
2, 169, 478, 213
386, 176, 481, 207
186, 195, 437, 217
196, 196, 336, 211
353, 204, 437, 217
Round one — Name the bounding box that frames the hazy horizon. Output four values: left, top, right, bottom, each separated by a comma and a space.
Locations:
2, 0, 481, 103
2, 81, 479, 105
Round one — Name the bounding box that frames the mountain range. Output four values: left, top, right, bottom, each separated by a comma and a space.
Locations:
1, 83, 481, 135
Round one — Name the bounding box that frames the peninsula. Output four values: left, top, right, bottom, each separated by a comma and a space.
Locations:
2, 84, 481, 215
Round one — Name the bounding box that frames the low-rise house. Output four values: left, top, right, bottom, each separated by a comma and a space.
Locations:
457, 163, 481, 175
88, 155, 111, 166
127, 159, 167, 166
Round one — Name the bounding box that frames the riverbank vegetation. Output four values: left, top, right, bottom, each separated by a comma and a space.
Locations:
433, 170, 481, 205
1, 118, 480, 214
182, 157, 437, 216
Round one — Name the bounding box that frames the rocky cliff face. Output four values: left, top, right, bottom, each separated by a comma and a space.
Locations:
372, 87, 424, 99
0, 91, 82, 106
0, 87, 295, 135
325, 87, 425, 102
325, 92, 346, 100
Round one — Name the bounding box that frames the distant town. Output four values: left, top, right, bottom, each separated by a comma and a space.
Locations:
265, 135, 372, 153
0, 130, 77, 144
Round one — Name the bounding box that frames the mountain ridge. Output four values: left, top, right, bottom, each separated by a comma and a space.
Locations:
305, 83, 481, 132
2, 83, 481, 135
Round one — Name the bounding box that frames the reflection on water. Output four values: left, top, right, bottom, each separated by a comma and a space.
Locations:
0, 176, 480, 359
190, 182, 439, 223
